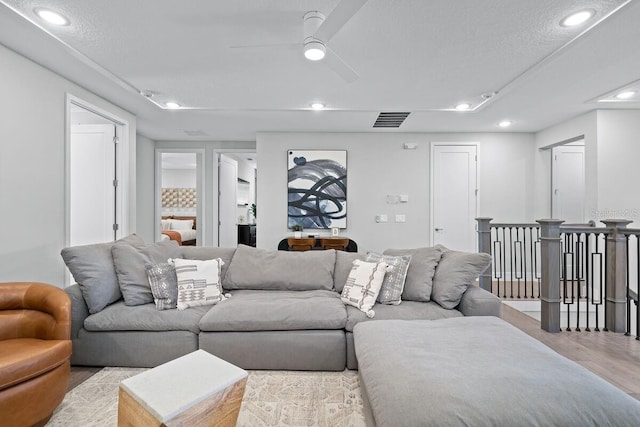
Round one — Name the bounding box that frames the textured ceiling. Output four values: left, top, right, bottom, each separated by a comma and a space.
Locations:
0, 0, 638, 140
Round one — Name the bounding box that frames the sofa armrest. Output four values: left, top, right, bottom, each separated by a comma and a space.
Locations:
458, 285, 502, 317
65, 284, 89, 339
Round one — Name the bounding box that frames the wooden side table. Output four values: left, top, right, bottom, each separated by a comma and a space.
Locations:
118, 350, 247, 427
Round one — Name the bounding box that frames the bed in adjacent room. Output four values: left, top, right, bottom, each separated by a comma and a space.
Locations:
161, 216, 197, 246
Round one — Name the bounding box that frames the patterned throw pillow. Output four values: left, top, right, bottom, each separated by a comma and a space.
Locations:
145, 263, 178, 310
365, 252, 412, 305
340, 259, 389, 318
172, 258, 226, 310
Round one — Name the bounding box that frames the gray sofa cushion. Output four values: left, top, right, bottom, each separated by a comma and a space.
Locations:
383, 246, 443, 302
222, 245, 336, 291
61, 234, 144, 314
333, 251, 365, 293
365, 252, 412, 305
112, 240, 182, 306
345, 301, 462, 332
431, 245, 492, 309
199, 290, 347, 331
83, 301, 210, 334
354, 317, 640, 427
180, 246, 236, 282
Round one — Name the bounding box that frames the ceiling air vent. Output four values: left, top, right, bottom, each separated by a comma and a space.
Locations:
373, 112, 411, 128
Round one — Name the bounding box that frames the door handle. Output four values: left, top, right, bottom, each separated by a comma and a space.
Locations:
435, 228, 444, 232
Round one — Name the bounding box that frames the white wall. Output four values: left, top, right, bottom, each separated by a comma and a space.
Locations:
596, 110, 640, 225
162, 169, 196, 188
257, 132, 535, 253
136, 134, 156, 242
0, 43, 136, 286
534, 111, 597, 221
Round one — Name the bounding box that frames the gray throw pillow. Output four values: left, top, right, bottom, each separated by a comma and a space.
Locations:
61, 234, 144, 314
334, 251, 365, 293
145, 263, 179, 310
112, 240, 182, 306
383, 247, 443, 302
431, 245, 492, 309
365, 252, 411, 305
223, 244, 336, 291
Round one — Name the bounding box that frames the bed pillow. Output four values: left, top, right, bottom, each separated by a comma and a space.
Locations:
112, 240, 182, 306
161, 219, 172, 231
145, 263, 179, 310
431, 245, 492, 309
365, 252, 412, 305
61, 234, 144, 314
172, 258, 226, 310
170, 219, 194, 230
340, 259, 389, 318
383, 247, 443, 302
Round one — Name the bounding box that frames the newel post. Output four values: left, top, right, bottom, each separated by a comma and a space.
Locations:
537, 219, 564, 333
476, 218, 493, 292
602, 219, 632, 333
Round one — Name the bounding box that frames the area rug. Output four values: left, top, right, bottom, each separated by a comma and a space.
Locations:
46, 368, 365, 427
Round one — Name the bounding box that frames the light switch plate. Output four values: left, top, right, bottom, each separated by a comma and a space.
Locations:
395, 214, 406, 223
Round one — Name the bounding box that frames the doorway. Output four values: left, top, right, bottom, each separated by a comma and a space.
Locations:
67, 98, 128, 247
551, 141, 585, 223
431, 143, 478, 252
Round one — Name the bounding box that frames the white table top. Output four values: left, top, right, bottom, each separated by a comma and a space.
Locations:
120, 350, 248, 422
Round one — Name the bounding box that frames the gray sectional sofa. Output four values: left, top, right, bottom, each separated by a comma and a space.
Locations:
63, 238, 501, 370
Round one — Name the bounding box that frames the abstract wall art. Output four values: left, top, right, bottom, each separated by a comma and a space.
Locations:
287, 150, 347, 229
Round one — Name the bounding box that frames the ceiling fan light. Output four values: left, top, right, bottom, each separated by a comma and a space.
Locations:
498, 120, 512, 128
311, 103, 325, 110
165, 102, 180, 109
304, 41, 326, 61
455, 103, 471, 111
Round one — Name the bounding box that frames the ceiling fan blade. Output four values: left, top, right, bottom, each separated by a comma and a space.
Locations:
323, 46, 359, 83
314, 0, 368, 42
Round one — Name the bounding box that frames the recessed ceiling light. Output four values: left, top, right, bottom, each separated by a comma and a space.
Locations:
455, 103, 471, 111
311, 103, 325, 110
560, 10, 594, 27
615, 91, 637, 100
498, 120, 512, 128
304, 41, 326, 61
165, 102, 180, 109
34, 8, 69, 26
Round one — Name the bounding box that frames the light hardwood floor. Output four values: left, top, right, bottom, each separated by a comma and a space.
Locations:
68, 303, 640, 400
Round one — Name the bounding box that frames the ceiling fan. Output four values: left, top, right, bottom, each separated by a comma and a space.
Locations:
231, 0, 368, 83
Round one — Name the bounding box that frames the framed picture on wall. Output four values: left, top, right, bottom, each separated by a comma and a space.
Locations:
287, 150, 347, 229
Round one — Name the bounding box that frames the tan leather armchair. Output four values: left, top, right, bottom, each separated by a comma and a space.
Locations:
0, 282, 72, 427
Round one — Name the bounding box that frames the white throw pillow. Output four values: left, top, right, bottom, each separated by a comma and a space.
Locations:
170, 219, 194, 230
161, 219, 172, 231
340, 259, 389, 318
171, 258, 226, 310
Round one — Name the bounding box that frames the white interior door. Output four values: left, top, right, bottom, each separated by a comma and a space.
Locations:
218, 154, 238, 247
70, 124, 116, 246
431, 144, 478, 252
552, 144, 585, 223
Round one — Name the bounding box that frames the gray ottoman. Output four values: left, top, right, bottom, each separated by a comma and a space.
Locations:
354, 317, 640, 427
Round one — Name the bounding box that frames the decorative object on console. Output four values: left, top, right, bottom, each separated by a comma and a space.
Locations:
340, 259, 390, 318
364, 252, 412, 305
171, 258, 226, 310
287, 150, 347, 229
